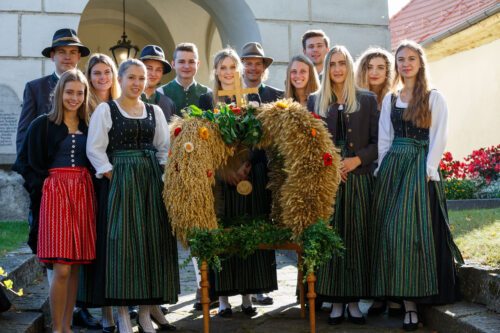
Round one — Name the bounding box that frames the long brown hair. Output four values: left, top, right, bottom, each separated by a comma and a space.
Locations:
355, 47, 393, 108
85, 53, 120, 113
48, 69, 89, 125
285, 55, 320, 102
393, 40, 432, 128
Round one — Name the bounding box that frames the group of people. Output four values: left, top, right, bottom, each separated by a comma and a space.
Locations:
12, 27, 462, 333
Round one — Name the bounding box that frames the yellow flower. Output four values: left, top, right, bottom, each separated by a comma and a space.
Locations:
213, 108, 220, 114
199, 127, 209, 140
184, 142, 194, 153
16, 288, 23, 296
0, 267, 5, 276
4, 279, 13, 289
276, 101, 288, 109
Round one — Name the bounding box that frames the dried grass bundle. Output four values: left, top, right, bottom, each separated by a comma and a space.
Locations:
256, 99, 341, 237
163, 115, 234, 245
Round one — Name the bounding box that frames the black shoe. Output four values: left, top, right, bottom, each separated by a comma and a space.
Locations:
241, 305, 257, 317
217, 307, 232, 318
403, 311, 419, 331
347, 306, 366, 325
73, 308, 102, 330
388, 305, 404, 317
155, 322, 177, 331
367, 301, 386, 315
160, 305, 169, 315
129, 306, 139, 320
102, 326, 116, 333
327, 311, 345, 325
137, 321, 156, 333
253, 296, 273, 305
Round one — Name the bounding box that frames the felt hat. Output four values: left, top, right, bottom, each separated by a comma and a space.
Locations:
41, 28, 90, 58
139, 45, 172, 74
240, 42, 273, 68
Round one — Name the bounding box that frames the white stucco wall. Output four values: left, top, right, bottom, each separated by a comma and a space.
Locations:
427, 38, 500, 159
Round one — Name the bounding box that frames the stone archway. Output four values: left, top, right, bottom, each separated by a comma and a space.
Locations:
77, 0, 262, 85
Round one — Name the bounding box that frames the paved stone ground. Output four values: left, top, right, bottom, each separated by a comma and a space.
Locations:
73, 244, 432, 333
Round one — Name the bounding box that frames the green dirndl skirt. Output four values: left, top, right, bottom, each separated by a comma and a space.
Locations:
371, 138, 463, 300
105, 150, 180, 305
211, 153, 278, 296
315, 141, 375, 300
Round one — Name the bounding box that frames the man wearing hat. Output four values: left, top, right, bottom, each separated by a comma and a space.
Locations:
16, 28, 90, 153
240, 42, 284, 104
139, 45, 177, 122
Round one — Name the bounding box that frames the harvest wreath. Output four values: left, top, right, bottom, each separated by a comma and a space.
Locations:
163, 99, 342, 271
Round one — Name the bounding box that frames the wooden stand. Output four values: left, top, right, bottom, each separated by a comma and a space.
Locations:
199, 242, 317, 332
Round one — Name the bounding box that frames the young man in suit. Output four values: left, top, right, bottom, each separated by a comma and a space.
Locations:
301, 29, 330, 79
241, 42, 284, 104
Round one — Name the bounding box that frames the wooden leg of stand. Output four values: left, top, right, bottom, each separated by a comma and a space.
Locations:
200, 260, 210, 333
306, 273, 316, 333
297, 254, 305, 318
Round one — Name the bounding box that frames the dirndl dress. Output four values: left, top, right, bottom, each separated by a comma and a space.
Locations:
78, 101, 180, 306
370, 95, 463, 303
37, 133, 96, 265
211, 149, 278, 297
315, 104, 374, 301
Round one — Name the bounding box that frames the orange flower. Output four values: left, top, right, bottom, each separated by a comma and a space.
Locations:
199, 127, 209, 140
213, 108, 220, 114
207, 170, 213, 178
311, 128, 317, 137
168, 149, 172, 157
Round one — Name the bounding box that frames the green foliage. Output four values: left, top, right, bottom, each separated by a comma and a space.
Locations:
0, 221, 29, 257
300, 220, 344, 277
186, 219, 344, 276
444, 178, 477, 200
185, 104, 262, 146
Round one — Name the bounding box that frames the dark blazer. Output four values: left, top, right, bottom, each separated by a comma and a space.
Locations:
307, 90, 379, 174
259, 84, 284, 104
16, 73, 58, 154
198, 91, 262, 110
13, 115, 89, 252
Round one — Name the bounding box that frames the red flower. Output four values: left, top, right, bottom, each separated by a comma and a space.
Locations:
230, 107, 241, 115
312, 113, 321, 119
443, 151, 453, 162
323, 152, 333, 166
207, 170, 213, 178
174, 127, 182, 137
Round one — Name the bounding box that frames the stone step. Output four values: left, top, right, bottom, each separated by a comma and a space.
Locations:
423, 301, 500, 333
2, 274, 49, 333
0, 245, 43, 293
458, 264, 500, 313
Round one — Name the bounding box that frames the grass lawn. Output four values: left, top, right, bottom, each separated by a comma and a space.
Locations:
449, 208, 500, 268
0, 221, 29, 257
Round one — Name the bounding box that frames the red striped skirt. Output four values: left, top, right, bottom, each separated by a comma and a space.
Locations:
38, 167, 96, 265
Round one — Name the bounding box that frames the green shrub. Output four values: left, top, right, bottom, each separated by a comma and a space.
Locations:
444, 178, 477, 200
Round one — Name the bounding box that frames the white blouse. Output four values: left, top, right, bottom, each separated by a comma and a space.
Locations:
86, 101, 170, 178
376, 90, 448, 181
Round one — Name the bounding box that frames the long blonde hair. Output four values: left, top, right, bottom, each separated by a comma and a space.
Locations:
315, 45, 358, 117
355, 47, 393, 108
85, 53, 120, 112
211, 47, 243, 105
285, 55, 319, 102
48, 69, 89, 125
393, 40, 432, 128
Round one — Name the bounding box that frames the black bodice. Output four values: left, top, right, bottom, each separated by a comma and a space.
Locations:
391, 95, 429, 140
106, 101, 156, 153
